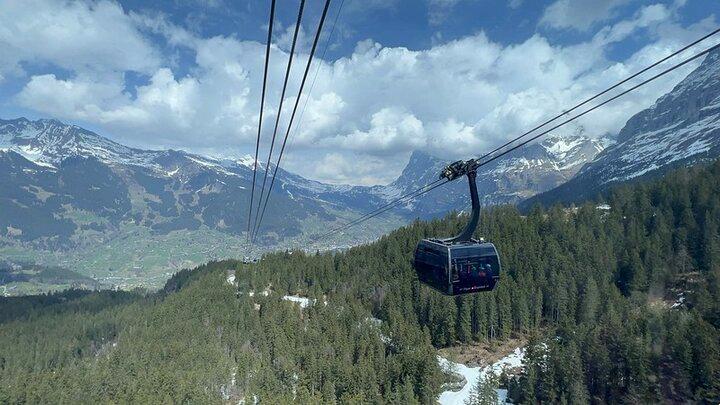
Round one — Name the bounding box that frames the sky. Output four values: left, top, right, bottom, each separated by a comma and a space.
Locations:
0, 0, 718, 185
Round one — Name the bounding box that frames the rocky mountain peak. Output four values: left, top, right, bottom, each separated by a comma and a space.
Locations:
540, 134, 613, 173
0, 117, 141, 167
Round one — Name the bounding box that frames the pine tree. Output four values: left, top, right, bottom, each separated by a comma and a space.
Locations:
579, 276, 599, 323
496, 282, 512, 339
457, 296, 472, 343
398, 378, 420, 405
488, 293, 498, 341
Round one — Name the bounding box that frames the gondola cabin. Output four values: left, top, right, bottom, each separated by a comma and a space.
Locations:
414, 238, 500, 295
412, 158, 502, 295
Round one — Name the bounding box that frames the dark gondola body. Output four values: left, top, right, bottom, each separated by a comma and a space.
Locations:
414, 238, 501, 295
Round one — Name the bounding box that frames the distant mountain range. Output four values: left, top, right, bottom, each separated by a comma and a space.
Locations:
3, 48, 719, 289
0, 117, 605, 287
0, 119, 609, 246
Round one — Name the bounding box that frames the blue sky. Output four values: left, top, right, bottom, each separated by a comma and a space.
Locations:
0, 0, 718, 184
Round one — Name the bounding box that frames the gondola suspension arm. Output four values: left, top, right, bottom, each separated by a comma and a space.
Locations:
439, 159, 481, 243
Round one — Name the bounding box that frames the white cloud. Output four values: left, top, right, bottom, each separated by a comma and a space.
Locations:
275, 23, 312, 55
540, 0, 630, 31
0, 0, 160, 78
311, 152, 401, 185
17, 74, 118, 118
6, 0, 717, 186
327, 107, 425, 154
290, 92, 345, 145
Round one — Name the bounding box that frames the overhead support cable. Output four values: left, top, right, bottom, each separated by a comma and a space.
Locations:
310, 38, 720, 244
252, 0, 333, 241
312, 178, 450, 242
246, 0, 277, 244
251, 0, 306, 242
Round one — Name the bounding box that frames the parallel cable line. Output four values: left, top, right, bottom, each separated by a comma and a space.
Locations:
472, 27, 720, 167
312, 178, 446, 240
252, 0, 333, 241
246, 0, 277, 244
290, 0, 346, 151
251, 0, 306, 242
310, 41, 720, 243
472, 42, 720, 169
311, 178, 450, 242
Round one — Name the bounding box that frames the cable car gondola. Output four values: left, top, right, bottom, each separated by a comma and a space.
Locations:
413, 159, 501, 295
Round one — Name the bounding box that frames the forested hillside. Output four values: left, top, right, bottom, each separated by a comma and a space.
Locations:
1, 161, 719, 403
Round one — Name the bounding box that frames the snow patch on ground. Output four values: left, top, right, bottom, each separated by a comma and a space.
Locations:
186, 155, 241, 178
438, 347, 525, 405
244, 285, 272, 297
671, 293, 686, 309
282, 183, 296, 200
376, 183, 403, 201
238, 394, 259, 404
282, 295, 315, 308
2, 144, 58, 168
606, 113, 720, 183
363, 316, 391, 344
235, 154, 256, 168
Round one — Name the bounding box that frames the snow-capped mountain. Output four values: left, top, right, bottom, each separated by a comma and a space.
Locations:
526, 48, 720, 207
0, 117, 267, 176
1, 118, 155, 167
0, 117, 608, 243
0, 117, 353, 247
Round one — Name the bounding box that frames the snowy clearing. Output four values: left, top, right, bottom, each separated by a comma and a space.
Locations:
438, 347, 525, 405
282, 295, 315, 308
252, 286, 272, 297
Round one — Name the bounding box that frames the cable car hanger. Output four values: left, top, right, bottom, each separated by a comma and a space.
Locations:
438, 158, 482, 243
